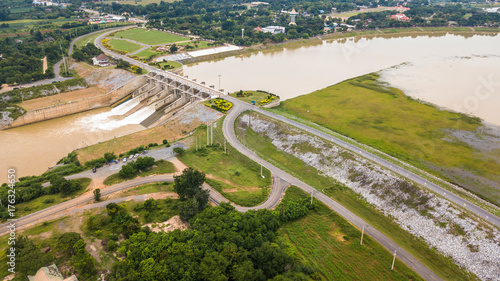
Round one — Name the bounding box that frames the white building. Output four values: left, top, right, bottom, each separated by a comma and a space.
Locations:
92, 54, 110, 67
261, 26, 286, 35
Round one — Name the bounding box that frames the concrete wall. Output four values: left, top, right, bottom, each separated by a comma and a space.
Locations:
4, 75, 147, 130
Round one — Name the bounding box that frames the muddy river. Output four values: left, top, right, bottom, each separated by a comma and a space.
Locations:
1, 32, 499, 182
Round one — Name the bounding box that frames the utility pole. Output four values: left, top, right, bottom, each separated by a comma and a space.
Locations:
241, 28, 244, 39
206, 122, 209, 146
196, 136, 198, 151
211, 122, 213, 145
224, 139, 227, 154
391, 250, 397, 270
360, 225, 365, 245
311, 191, 313, 205
218, 74, 221, 90
59, 42, 68, 75
260, 162, 264, 178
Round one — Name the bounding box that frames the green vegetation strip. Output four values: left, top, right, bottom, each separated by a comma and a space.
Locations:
103, 159, 176, 185
269, 73, 500, 215
235, 111, 476, 281
12, 177, 91, 218
280, 186, 423, 281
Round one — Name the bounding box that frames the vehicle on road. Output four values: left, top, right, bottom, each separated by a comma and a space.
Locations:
134, 153, 139, 158
123, 157, 127, 162
92, 167, 96, 173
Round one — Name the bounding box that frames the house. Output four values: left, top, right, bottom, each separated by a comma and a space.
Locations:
28, 264, 78, 281
261, 26, 286, 35
391, 13, 410, 21
92, 53, 110, 67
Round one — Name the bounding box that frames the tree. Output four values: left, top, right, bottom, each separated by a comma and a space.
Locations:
162, 139, 168, 144
93, 188, 101, 202
119, 163, 137, 178
169, 44, 179, 53
173, 168, 206, 199
34, 31, 43, 42
179, 198, 200, 220
57, 232, 83, 256
104, 152, 117, 162
135, 156, 155, 171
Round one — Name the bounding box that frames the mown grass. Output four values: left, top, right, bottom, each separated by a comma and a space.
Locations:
13, 178, 91, 218
114, 28, 188, 45
135, 48, 162, 59
103, 160, 176, 186
236, 111, 476, 281
279, 186, 423, 281
177, 119, 272, 207
274, 73, 500, 206
107, 39, 143, 53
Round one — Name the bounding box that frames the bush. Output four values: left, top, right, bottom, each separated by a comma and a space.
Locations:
162, 139, 168, 144
43, 198, 55, 204
173, 147, 185, 156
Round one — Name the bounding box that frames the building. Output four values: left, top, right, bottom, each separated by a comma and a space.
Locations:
261, 26, 286, 35
28, 264, 78, 281
92, 53, 110, 67
391, 13, 410, 21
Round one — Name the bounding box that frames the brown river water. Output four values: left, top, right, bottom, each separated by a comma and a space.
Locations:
1, 32, 499, 182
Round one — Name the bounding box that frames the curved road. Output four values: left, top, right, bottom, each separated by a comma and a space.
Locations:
5, 28, 487, 279
223, 99, 441, 281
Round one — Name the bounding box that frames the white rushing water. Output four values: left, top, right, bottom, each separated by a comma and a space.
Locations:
73, 98, 155, 131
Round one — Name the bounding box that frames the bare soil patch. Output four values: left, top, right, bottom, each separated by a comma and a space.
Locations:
142, 215, 189, 233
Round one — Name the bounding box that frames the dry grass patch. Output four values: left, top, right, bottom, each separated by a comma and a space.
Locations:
20, 87, 105, 110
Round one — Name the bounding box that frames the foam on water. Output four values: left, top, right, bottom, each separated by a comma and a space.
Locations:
74, 98, 155, 131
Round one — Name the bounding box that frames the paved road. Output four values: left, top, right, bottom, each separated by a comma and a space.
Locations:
91, 33, 497, 279
224, 95, 500, 228
223, 99, 442, 281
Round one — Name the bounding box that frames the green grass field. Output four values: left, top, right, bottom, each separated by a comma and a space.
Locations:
103, 160, 176, 186
279, 186, 423, 281
107, 39, 143, 53
274, 73, 500, 207
135, 48, 162, 59
235, 111, 476, 281
177, 120, 272, 207
114, 28, 189, 45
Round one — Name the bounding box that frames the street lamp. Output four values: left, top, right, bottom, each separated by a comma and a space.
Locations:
218, 74, 221, 90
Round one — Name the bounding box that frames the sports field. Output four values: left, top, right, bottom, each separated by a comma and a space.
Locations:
114, 28, 189, 45
108, 39, 143, 53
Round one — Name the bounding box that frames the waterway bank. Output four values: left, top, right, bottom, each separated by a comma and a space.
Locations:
272, 73, 500, 208
185, 27, 500, 65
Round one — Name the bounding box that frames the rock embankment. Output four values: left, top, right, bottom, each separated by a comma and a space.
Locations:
240, 113, 500, 281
